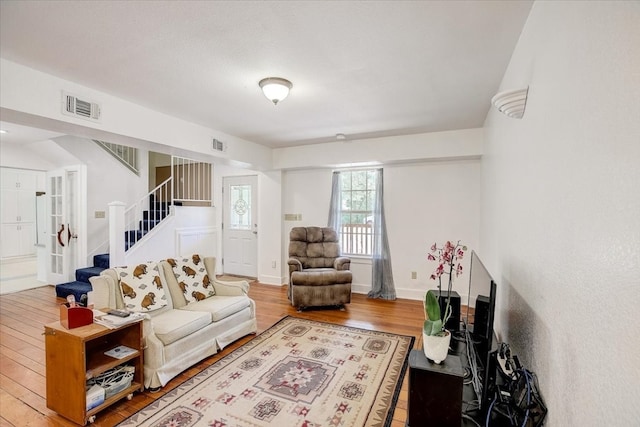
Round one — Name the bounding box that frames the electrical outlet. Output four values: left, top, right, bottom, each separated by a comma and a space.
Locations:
271, 261, 277, 268
95, 210, 106, 219
411, 271, 417, 279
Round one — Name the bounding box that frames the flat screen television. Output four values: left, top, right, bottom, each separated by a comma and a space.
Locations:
465, 250, 497, 414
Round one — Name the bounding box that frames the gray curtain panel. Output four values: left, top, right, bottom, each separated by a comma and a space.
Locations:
367, 168, 396, 300
328, 171, 341, 233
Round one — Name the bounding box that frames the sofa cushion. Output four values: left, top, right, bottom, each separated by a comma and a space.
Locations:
180, 295, 251, 322
151, 309, 211, 346
113, 262, 168, 312
166, 254, 215, 304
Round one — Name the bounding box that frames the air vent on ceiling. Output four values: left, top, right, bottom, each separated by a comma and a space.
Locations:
62, 92, 101, 121
212, 138, 226, 152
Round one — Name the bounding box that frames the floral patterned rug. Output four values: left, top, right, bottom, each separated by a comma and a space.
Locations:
118, 316, 414, 427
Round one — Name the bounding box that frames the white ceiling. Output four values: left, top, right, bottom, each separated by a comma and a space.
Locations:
0, 121, 64, 145
0, 1, 533, 149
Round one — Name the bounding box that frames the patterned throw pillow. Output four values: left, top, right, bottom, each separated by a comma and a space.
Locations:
114, 261, 168, 312
167, 254, 215, 304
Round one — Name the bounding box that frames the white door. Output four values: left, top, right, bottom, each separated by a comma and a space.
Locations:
222, 176, 257, 277
47, 168, 82, 284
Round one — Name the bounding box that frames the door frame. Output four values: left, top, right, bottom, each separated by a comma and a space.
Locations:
221, 175, 258, 277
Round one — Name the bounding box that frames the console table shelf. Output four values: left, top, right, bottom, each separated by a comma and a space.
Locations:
44, 319, 144, 425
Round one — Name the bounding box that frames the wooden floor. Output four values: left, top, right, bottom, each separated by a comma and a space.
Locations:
0, 283, 425, 427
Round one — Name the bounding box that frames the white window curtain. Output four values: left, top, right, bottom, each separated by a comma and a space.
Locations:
367, 168, 395, 300
328, 169, 396, 300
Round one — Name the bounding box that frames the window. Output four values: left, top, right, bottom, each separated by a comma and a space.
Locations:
338, 170, 376, 256
229, 184, 252, 230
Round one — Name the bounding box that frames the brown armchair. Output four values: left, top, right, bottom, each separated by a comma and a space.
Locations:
287, 226, 352, 310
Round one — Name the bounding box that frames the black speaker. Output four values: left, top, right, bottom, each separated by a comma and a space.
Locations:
407, 350, 463, 427
431, 290, 461, 331
474, 295, 490, 339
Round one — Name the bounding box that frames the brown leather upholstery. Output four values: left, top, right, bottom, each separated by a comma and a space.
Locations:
287, 226, 352, 309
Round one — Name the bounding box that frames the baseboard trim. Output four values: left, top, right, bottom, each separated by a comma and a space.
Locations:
258, 274, 286, 286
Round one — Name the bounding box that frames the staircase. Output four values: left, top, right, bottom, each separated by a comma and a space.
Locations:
55, 194, 174, 300
125, 193, 174, 250
55, 254, 109, 302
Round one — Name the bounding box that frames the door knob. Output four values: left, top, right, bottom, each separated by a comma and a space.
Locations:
57, 224, 66, 247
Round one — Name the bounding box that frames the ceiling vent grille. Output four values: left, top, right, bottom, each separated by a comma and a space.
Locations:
212, 138, 226, 152
62, 92, 101, 121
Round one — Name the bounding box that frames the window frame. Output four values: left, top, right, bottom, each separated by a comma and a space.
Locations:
337, 169, 377, 257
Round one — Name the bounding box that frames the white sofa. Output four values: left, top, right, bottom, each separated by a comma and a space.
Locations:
88, 256, 257, 389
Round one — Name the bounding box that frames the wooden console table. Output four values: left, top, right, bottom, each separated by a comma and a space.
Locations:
44, 319, 144, 425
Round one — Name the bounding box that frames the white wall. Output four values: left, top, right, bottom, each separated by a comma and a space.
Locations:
384, 160, 480, 299
124, 206, 216, 267
482, 2, 640, 425
53, 135, 149, 260
0, 58, 273, 171
274, 128, 483, 169
257, 170, 283, 285
281, 158, 481, 299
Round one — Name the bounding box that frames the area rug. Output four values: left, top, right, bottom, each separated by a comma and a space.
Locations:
119, 316, 414, 427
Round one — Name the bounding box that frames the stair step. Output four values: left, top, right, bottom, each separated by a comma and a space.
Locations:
75, 266, 105, 283
139, 219, 161, 232
93, 253, 110, 269
55, 281, 92, 302
143, 210, 168, 220
125, 229, 143, 241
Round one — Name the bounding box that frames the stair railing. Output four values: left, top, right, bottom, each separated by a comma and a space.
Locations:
123, 177, 173, 252
172, 156, 212, 205
109, 178, 173, 265
94, 140, 140, 175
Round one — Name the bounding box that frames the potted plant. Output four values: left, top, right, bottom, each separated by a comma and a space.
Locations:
423, 240, 466, 363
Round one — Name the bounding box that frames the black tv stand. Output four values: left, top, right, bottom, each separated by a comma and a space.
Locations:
406, 349, 464, 427
407, 331, 500, 426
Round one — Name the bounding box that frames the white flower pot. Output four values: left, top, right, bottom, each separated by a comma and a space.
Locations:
422, 330, 451, 364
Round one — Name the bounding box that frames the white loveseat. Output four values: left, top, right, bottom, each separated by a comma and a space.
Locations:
88, 255, 257, 389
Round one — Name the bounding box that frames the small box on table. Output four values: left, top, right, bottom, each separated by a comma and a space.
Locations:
60, 304, 93, 329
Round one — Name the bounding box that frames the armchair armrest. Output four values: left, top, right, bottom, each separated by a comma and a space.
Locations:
88, 275, 116, 309
288, 258, 303, 279
288, 258, 303, 271
334, 257, 351, 271
212, 279, 250, 296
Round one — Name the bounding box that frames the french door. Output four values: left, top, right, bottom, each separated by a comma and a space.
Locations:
47, 167, 84, 285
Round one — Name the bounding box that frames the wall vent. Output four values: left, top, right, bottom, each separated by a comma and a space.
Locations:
212, 138, 226, 152
62, 92, 101, 121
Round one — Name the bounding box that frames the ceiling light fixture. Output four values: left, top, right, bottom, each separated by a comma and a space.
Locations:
491, 87, 529, 119
259, 77, 292, 105
0, 130, 7, 134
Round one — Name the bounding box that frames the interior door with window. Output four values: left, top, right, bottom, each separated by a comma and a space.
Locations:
222, 176, 257, 277
47, 168, 81, 285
